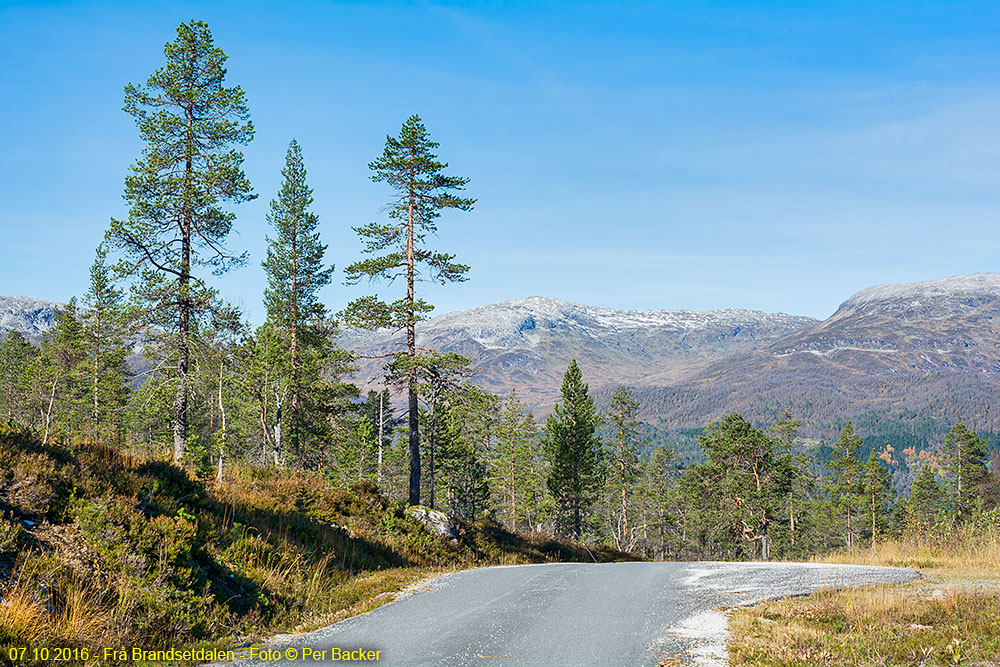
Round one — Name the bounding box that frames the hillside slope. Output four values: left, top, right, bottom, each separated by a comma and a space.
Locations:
0, 427, 629, 663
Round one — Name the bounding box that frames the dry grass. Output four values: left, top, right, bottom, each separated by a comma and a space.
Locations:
730, 516, 1000, 666
0, 570, 112, 650
815, 521, 1000, 578
0, 428, 632, 665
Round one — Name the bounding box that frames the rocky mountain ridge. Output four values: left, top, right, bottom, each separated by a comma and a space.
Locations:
0, 294, 63, 339
7, 274, 1000, 452
341, 296, 817, 409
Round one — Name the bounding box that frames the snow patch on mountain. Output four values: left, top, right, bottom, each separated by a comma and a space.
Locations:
840, 273, 1000, 310
0, 295, 63, 336
415, 296, 815, 350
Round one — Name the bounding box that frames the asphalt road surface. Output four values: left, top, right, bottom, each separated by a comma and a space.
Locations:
218, 561, 920, 667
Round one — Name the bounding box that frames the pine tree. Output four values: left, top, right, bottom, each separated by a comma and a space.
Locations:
545, 359, 602, 539
681, 413, 791, 560
0, 331, 36, 424
261, 139, 335, 465
604, 385, 643, 551
31, 303, 87, 443
81, 243, 131, 443
908, 465, 943, 528
106, 20, 254, 462
636, 446, 679, 559
768, 410, 813, 553
341, 115, 475, 506
490, 389, 541, 532
861, 451, 893, 549
825, 422, 866, 550
943, 423, 989, 522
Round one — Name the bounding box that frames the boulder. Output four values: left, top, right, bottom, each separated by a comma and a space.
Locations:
404, 505, 459, 544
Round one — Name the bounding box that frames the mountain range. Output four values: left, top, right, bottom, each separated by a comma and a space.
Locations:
7, 273, 1000, 466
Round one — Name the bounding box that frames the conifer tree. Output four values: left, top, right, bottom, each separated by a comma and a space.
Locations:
436, 384, 496, 520
861, 451, 893, 549
636, 446, 679, 560
908, 465, 943, 528
545, 359, 602, 539
0, 331, 36, 424
81, 244, 131, 442
31, 303, 87, 443
681, 413, 791, 560
262, 139, 336, 465
490, 389, 541, 532
106, 20, 254, 461
769, 410, 813, 552
605, 385, 643, 550
341, 115, 475, 506
825, 422, 866, 549
943, 423, 989, 522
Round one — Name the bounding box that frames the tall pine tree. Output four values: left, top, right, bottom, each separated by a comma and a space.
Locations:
861, 451, 893, 549
825, 422, 866, 550
605, 385, 643, 551
490, 389, 542, 532
81, 243, 131, 443
261, 139, 336, 465
341, 115, 475, 506
107, 20, 254, 461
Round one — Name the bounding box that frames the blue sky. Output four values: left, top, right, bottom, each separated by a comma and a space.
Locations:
2, 1, 1000, 322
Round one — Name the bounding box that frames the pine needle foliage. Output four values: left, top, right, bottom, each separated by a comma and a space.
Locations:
341, 115, 475, 506
106, 20, 255, 462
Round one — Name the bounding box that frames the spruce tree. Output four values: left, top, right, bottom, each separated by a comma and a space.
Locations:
341, 115, 475, 506
943, 423, 989, 522
261, 139, 336, 465
544, 359, 602, 539
436, 384, 496, 520
825, 422, 866, 549
106, 20, 254, 461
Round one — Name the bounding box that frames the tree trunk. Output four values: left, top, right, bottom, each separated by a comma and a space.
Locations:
619, 441, 628, 549
92, 309, 101, 443
290, 211, 299, 463
406, 180, 420, 506
217, 356, 226, 485
846, 507, 853, 550
377, 392, 384, 483
174, 102, 194, 463
428, 410, 436, 509
871, 491, 877, 552
42, 370, 60, 445
789, 490, 796, 547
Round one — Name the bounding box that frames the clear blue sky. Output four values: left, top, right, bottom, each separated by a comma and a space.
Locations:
2, 1, 1000, 322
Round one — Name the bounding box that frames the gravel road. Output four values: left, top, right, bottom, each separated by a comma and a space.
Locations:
216, 561, 919, 667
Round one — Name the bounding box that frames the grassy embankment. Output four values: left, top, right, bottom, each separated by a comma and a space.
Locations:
729, 518, 1000, 666
0, 424, 631, 665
